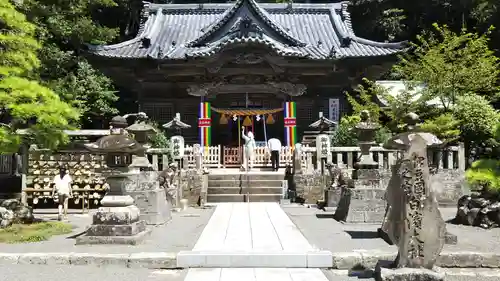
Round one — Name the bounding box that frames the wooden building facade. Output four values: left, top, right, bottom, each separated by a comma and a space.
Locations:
87, 0, 405, 145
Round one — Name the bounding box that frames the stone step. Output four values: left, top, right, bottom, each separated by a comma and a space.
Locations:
208, 174, 284, 181
207, 187, 283, 195
206, 194, 282, 203
208, 179, 283, 188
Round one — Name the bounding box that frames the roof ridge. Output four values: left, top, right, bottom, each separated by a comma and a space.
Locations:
335, 1, 407, 49
185, 0, 306, 48
87, 6, 161, 52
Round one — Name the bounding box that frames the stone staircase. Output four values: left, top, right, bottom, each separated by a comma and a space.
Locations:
206, 173, 285, 203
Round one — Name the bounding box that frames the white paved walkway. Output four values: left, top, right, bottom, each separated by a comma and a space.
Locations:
193, 203, 312, 251
177, 203, 332, 268
184, 268, 329, 281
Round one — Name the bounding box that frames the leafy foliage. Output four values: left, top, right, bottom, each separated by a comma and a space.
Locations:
453, 93, 499, 144
331, 115, 392, 146
21, 0, 122, 126
148, 122, 170, 149
345, 78, 383, 123
331, 116, 360, 147
393, 24, 500, 109
0, 1, 79, 153
465, 159, 500, 194
420, 113, 460, 143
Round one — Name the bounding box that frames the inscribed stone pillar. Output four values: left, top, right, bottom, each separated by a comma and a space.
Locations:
315, 134, 330, 170
376, 113, 447, 281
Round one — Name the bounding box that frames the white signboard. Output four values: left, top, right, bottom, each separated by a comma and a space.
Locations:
329, 98, 340, 122
170, 135, 185, 160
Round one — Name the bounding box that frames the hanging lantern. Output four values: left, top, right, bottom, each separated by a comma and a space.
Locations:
220, 114, 228, 125
256, 115, 261, 122
233, 115, 238, 121
266, 114, 275, 124
243, 116, 252, 126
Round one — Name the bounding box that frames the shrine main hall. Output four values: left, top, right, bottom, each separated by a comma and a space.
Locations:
87, 0, 405, 146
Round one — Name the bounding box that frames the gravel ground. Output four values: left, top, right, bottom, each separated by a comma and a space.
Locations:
284, 205, 500, 253
0, 207, 214, 254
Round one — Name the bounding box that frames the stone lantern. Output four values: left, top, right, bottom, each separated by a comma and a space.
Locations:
75, 116, 151, 245
125, 113, 156, 170
355, 110, 380, 169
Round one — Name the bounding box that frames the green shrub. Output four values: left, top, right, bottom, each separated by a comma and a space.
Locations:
420, 113, 460, 143
331, 115, 392, 147
465, 159, 500, 194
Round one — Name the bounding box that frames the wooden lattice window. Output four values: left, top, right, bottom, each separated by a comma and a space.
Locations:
142, 102, 174, 124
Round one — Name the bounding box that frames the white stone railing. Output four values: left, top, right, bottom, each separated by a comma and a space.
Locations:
146, 143, 466, 171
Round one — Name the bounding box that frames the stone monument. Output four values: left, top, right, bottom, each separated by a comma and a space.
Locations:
333, 110, 386, 223
125, 113, 171, 225
76, 116, 151, 245
378, 113, 457, 245
375, 113, 447, 281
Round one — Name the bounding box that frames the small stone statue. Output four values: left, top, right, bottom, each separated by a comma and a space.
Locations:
382, 113, 446, 270
159, 163, 178, 203
326, 162, 342, 188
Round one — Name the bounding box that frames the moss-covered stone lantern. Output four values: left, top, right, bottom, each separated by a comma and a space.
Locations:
355, 110, 380, 169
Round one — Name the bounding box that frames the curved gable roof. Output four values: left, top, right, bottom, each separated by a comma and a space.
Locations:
87, 1, 406, 60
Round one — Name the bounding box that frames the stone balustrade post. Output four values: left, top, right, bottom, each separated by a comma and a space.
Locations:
193, 144, 202, 171
293, 143, 303, 175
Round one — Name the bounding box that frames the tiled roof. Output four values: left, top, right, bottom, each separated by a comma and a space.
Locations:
88, 0, 406, 60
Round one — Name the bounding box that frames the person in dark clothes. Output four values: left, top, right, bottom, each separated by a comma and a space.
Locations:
267, 137, 282, 171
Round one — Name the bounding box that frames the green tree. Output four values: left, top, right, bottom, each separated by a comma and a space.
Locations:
0, 1, 79, 153
21, 0, 121, 126
393, 24, 500, 109
346, 78, 383, 122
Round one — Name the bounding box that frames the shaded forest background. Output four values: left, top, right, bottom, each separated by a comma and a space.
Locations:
16, 0, 500, 129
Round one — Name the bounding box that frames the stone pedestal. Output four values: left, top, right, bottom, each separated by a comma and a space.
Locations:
76, 195, 151, 245
124, 171, 171, 225
334, 169, 386, 223
375, 261, 444, 281
326, 188, 341, 207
